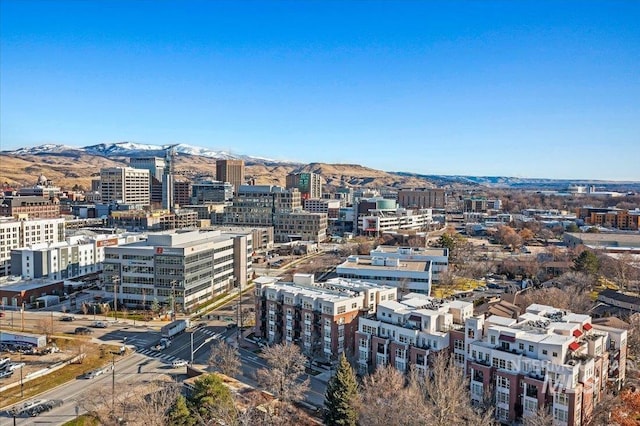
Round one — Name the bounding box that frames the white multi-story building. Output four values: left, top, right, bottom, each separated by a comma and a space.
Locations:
100, 167, 150, 207
356, 293, 473, 374
0, 217, 65, 277
10, 233, 144, 280
254, 274, 396, 361
358, 208, 433, 235
102, 229, 252, 311
336, 255, 433, 294
467, 304, 627, 425
355, 300, 627, 426
369, 245, 449, 282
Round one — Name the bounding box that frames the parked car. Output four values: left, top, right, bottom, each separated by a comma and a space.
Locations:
91, 321, 108, 328
60, 315, 75, 322
7, 362, 25, 371
171, 359, 188, 368
75, 327, 93, 335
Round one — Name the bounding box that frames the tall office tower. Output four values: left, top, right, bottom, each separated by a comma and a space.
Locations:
129, 157, 166, 182
286, 172, 322, 200
100, 167, 150, 207
216, 159, 245, 195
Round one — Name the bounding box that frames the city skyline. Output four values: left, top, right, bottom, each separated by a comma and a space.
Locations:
1, 1, 638, 181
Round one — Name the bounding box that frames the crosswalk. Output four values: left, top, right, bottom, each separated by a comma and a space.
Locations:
134, 328, 224, 363
135, 348, 180, 362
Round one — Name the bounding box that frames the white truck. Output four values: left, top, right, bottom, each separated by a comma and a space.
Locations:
0, 331, 47, 348
160, 319, 190, 339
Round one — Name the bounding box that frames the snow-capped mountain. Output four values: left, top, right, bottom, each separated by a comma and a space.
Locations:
3, 141, 286, 164
9, 144, 81, 155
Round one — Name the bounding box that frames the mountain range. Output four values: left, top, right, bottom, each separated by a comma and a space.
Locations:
1, 142, 638, 192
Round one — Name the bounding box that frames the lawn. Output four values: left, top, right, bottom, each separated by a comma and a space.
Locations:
0, 339, 118, 409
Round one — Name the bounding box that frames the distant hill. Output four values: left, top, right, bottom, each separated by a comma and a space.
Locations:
1, 142, 637, 192
0, 142, 435, 191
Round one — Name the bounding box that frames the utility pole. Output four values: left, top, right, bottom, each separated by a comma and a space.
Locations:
111, 354, 116, 416
236, 276, 242, 346
190, 331, 194, 365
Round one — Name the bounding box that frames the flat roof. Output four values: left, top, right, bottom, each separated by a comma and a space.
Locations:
0, 278, 63, 292
338, 258, 430, 272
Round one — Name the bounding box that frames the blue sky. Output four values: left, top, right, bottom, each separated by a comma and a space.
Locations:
1, 1, 638, 180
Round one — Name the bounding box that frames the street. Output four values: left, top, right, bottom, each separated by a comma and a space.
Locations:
0, 353, 168, 426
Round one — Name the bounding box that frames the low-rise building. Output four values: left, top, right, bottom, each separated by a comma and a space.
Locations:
369, 245, 448, 282
336, 255, 433, 294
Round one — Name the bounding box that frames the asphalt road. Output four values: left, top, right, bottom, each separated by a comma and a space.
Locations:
0, 353, 167, 426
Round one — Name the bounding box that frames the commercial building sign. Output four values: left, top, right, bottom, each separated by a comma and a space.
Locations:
96, 238, 119, 248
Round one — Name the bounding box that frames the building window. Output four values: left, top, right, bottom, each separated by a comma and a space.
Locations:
542, 349, 548, 355
554, 408, 568, 423
496, 376, 510, 389
528, 345, 534, 352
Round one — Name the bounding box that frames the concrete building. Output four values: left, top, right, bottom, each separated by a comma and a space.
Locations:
336, 255, 433, 294
216, 159, 245, 195
467, 304, 627, 425
463, 197, 502, 213
587, 209, 640, 231
398, 188, 446, 210
358, 208, 433, 236
303, 199, 341, 219
0, 217, 65, 277
107, 209, 199, 232
102, 229, 252, 311
100, 167, 150, 208
221, 185, 327, 243
0, 278, 65, 308
191, 179, 234, 204
129, 157, 166, 181
174, 180, 192, 208
355, 298, 628, 426
16, 175, 62, 199
369, 245, 448, 282
286, 172, 323, 200
0, 196, 61, 219
10, 233, 144, 281
356, 293, 473, 374
254, 274, 396, 361
563, 232, 640, 253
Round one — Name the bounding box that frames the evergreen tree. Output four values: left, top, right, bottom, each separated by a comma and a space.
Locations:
573, 250, 600, 275
188, 373, 236, 422
323, 353, 359, 426
168, 394, 194, 426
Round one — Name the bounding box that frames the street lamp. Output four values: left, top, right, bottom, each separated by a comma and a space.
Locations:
190, 328, 216, 365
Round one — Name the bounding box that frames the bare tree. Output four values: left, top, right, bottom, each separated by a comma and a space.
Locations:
409, 352, 494, 426
522, 406, 555, 426
77, 384, 141, 425
256, 343, 309, 404
518, 286, 593, 314
127, 380, 181, 426
359, 365, 415, 426
208, 340, 241, 377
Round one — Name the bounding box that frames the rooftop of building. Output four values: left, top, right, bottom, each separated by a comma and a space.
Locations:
338, 255, 431, 272
599, 289, 640, 304
371, 245, 448, 257
0, 277, 64, 292
565, 232, 640, 245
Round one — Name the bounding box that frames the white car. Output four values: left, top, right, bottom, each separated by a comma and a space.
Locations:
8, 362, 25, 371
171, 359, 188, 368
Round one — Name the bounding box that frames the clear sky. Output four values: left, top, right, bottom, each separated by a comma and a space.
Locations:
1, 1, 638, 180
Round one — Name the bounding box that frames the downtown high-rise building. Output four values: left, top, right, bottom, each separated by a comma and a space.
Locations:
216, 159, 245, 195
